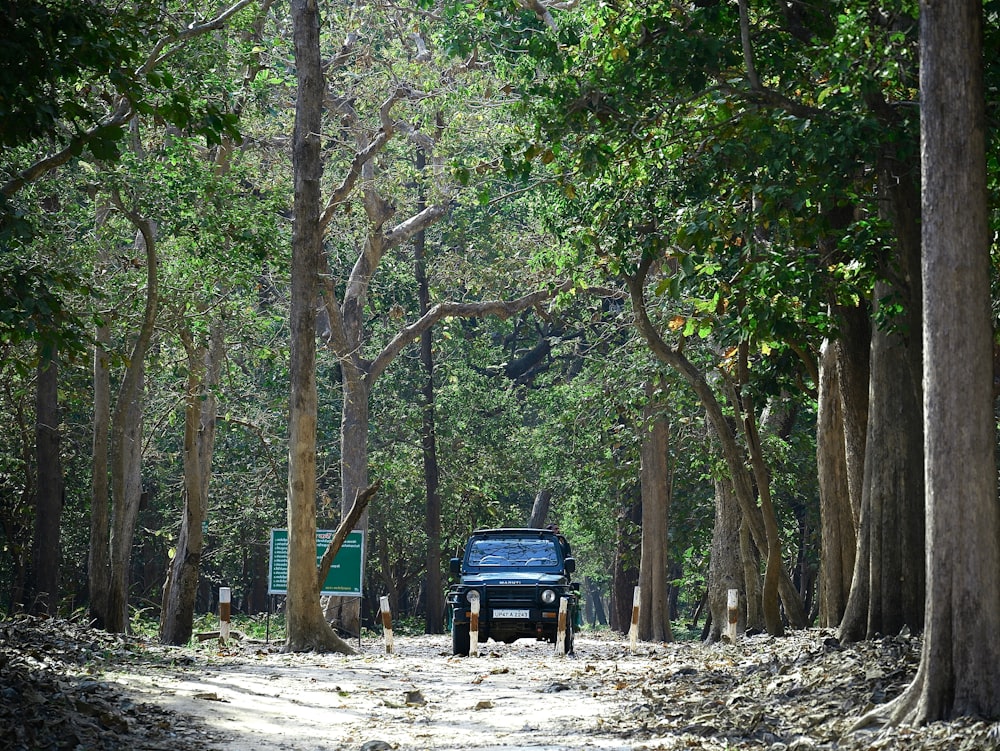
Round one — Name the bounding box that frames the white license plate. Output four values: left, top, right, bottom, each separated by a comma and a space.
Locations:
493, 608, 529, 619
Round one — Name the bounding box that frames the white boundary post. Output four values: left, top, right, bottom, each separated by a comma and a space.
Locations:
628, 585, 641, 653
725, 588, 739, 644
469, 592, 480, 657
380, 595, 394, 654
219, 587, 231, 643
556, 597, 569, 655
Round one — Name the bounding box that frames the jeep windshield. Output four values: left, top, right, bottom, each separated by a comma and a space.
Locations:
466, 538, 561, 568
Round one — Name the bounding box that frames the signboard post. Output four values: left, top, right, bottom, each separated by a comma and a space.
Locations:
268, 528, 365, 597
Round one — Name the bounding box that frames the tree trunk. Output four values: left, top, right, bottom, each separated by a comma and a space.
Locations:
89, 204, 112, 629
329, 374, 371, 636
833, 302, 870, 530
706, 474, 745, 642
739, 518, 764, 630
816, 339, 856, 627
637, 381, 673, 642
730, 345, 783, 636
104, 214, 158, 634
842, 81, 926, 643
414, 148, 444, 635
882, 0, 1000, 722
160, 316, 223, 645
839, 286, 925, 642
609, 493, 641, 632
30, 345, 62, 615
527, 489, 553, 529
286, 0, 354, 655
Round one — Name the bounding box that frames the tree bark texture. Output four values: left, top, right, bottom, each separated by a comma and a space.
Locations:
105, 214, 158, 634
160, 317, 223, 645
88, 206, 113, 629
286, 0, 353, 654
706, 474, 745, 642
816, 340, 856, 627
885, 0, 1000, 722
833, 302, 870, 530
527, 489, 553, 529
31, 346, 62, 615
839, 286, 925, 642
638, 382, 673, 642
413, 150, 445, 635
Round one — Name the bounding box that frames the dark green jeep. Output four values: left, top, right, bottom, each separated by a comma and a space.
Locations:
447, 528, 580, 655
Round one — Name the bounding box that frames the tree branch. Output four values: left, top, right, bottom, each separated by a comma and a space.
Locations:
317, 480, 381, 587
384, 202, 451, 249
737, 0, 762, 91
367, 280, 574, 382
319, 87, 414, 230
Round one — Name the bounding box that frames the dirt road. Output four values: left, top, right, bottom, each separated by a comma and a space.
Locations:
106, 629, 996, 751
113, 633, 639, 751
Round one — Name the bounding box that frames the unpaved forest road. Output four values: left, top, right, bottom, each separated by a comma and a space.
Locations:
115, 634, 636, 751
108, 630, 999, 751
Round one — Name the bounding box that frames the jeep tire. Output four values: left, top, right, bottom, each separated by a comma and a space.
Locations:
452, 621, 470, 656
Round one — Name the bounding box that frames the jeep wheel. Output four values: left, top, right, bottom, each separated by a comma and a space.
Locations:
564, 619, 575, 655
452, 621, 470, 656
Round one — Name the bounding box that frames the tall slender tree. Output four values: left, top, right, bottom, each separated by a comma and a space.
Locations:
285, 0, 354, 653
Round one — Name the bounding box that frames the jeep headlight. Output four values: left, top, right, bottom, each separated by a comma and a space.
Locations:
466, 590, 481, 603
541, 588, 557, 605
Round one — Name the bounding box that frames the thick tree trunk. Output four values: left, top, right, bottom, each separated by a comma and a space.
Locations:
160, 318, 223, 645
637, 382, 673, 642
286, 0, 353, 655
882, 0, 1000, 722
843, 81, 926, 643
839, 286, 925, 642
833, 302, 870, 530
816, 340, 856, 627
706, 475, 745, 642
31, 346, 62, 615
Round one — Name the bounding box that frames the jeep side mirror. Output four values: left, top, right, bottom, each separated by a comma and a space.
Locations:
450, 557, 461, 574
564, 557, 576, 574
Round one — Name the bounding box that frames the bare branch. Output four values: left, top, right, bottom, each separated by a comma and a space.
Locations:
367, 280, 574, 382
317, 480, 381, 587
319, 88, 415, 230
148, 0, 258, 69
384, 202, 450, 249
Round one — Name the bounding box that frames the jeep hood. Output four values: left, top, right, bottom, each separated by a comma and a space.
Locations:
460, 571, 568, 585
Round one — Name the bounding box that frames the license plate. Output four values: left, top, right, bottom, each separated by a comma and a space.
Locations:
493, 608, 529, 619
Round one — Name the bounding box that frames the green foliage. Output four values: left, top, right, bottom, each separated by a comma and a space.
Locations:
0, 0, 142, 149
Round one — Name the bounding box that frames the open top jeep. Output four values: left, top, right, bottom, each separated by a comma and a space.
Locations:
447, 528, 580, 655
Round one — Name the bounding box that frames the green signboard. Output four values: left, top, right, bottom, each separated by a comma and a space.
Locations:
268, 528, 364, 597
